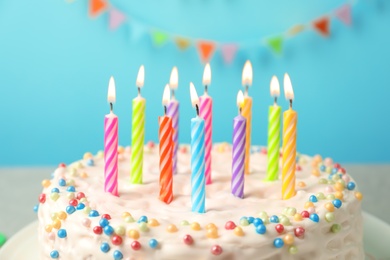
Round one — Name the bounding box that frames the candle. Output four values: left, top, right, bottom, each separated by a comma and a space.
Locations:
131, 65, 146, 184
104, 76, 119, 196
281, 73, 297, 200
241, 60, 253, 175
199, 63, 213, 185
167, 67, 179, 175
159, 85, 173, 204
232, 91, 246, 199
189, 82, 206, 213
265, 76, 282, 181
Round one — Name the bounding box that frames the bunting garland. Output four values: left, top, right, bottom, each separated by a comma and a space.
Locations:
75, 0, 358, 63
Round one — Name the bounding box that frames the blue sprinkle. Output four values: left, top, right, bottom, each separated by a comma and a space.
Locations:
104, 225, 114, 236
51, 188, 60, 193
255, 224, 266, 234
33, 204, 39, 213
309, 213, 319, 222
58, 229, 67, 238
89, 210, 99, 217
66, 205, 76, 214
247, 216, 254, 224
99, 218, 109, 227
331, 168, 338, 174
347, 182, 356, 190
87, 159, 94, 166
76, 203, 85, 210
332, 199, 342, 209
269, 215, 279, 223
58, 179, 66, 187
328, 173, 335, 180
100, 242, 110, 253
309, 195, 318, 203
50, 250, 59, 259
273, 238, 284, 248
320, 165, 326, 172
66, 186, 75, 192
149, 238, 158, 249
138, 215, 148, 223
113, 250, 123, 260
253, 218, 263, 227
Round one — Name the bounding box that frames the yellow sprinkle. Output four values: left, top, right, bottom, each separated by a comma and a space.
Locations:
83, 152, 93, 160
313, 154, 322, 163
166, 224, 178, 233
44, 224, 53, 233
191, 222, 201, 231
50, 213, 58, 221
234, 226, 244, 236
304, 202, 314, 209
57, 211, 67, 220
67, 192, 75, 199
294, 213, 303, 221
148, 218, 160, 227
206, 227, 218, 238
312, 169, 320, 177
76, 162, 84, 169
52, 219, 61, 229
127, 229, 139, 239
96, 151, 104, 158
205, 223, 217, 230
297, 181, 306, 188
334, 191, 344, 200
117, 146, 125, 154
334, 182, 344, 192
70, 168, 79, 177
80, 172, 88, 178
41, 179, 51, 188
355, 192, 363, 201
283, 234, 294, 245
324, 202, 335, 212
67, 179, 75, 186
122, 212, 131, 218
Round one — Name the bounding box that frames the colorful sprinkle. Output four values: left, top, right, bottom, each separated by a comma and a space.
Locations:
289, 245, 298, 254
41, 179, 51, 188
180, 220, 189, 226
206, 227, 218, 238
283, 234, 294, 245
131, 241, 141, 250
280, 216, 291, 226
191, 222, 201, 231
331, 223, 341, 233
253, 218, 263, 227
324, 202, 335, 212
211, 245, 223, 255
256, 224, 266, 234
273, 238, 284, 248
183, 234, 193, 245
355, 191, 363, 201
347, 182, 356, 190
57, 229, 67, 238
89, 210, 99, 217
316, 192, 325, 200
69, 199, 78, 206
99, 218, 109, 227
332, 199, 342, 209
149, 238, 158, 248
66, 186, 75, 192
269, 215, 279, 223
294, 226, 305, 238
67, 192, 75, 199
113, 250, 123, 260
138, 216, 148, 223
39, 193, 46, 204
58, 179, 66, 186
325, 212, 335, 222
309, 195, 317, 203
112, 235, 123, 245
76, 192, 85, 200
275, 224, 284, 234
103, 225, 114, 236
93, 226, 102, 235
82, 218, 91, 227
76, 203, 85, 210
127, 229, 140, 239
234, 226, 244, 236
33, 204, 39, 213
50, 250, 59, 259
239, 217, 249, 226
51, 188, 60, 193
52, 219, 61, 229
100, 242, 110, 253
309, 213, 319, 222
334, 191, 344, 200
139, 222, 149, 232
148, 218, 160, 227
87, 159, 94, 166
300, 211, 309, 218
66, 206, 76, 214
115, 226, 126, 236
225, 221, 236, 230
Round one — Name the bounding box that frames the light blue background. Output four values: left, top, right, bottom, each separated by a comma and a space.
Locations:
0, 0, 389, 166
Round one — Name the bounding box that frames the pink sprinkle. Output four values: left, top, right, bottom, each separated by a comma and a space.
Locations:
342, 175, 350, 183
147, 141, 155, 148
180, 146, 188, 153
324, 157, 333, 167
261, 148, 267, 154
325, 186, 334, 193
308, 207, 316, 214
48, 232, 55, 240
82, 218, 91, 227
296, 165, 302, 171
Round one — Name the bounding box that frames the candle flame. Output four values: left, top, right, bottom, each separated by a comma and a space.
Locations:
242, 60, 253, 87
236, 90, 244, 108
107, 76, 116, 103
189, 82, 199, 108
270, 76, 280, 97
162, 84, 171, 105
136, 65, 145, 88
202, 63, 211, 86
283, 73, 294, 100
169, 66, 178, 89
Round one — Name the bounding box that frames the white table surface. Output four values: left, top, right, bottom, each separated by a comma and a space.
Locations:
0, 165, 389, 239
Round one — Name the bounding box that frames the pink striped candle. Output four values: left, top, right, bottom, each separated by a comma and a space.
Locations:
104, 77, 119, 196
199, 63, 212, 185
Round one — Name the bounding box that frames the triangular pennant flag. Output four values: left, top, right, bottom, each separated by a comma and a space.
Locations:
197, 41, 216, 63
89, 0, 107, 17
313, 17, 330, 37
221, 44, 238, 64
287, 24, 306, 37
130, 20, 146, 41
335, 4, 352, 26
266, 36, 283, 55
175, 37, 191, 50
151, 30, 169, 47
109, 8, 126, 30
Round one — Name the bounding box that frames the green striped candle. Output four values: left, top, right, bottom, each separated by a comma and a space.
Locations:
266, 76, 281, 181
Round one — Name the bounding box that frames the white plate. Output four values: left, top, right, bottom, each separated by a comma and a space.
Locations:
0, 212, 389, 259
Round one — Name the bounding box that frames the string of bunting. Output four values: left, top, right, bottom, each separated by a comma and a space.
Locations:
80, 0, 355, 63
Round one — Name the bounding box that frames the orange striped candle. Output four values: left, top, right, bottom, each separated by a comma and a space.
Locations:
159, 85, 173, 204
241, 60, 253, 175
281, 73, 297, 200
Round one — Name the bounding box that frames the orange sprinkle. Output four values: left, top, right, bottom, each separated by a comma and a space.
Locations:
297, 181, 306, 188
355, 192, 363, 201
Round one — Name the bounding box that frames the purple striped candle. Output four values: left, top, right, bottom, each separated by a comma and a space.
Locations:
167, 99, 179, 175
231, 91, 246, 199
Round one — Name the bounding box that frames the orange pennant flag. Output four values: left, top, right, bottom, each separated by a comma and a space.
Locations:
175, 37, 191, 50
89, 0, 108, 18
197, 41, 216, 63
313, 17, 330, 37
287, 24, 306, 37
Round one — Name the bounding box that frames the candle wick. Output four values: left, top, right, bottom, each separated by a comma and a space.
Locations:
245, 85, 249, 96
274, 97, 278, 106
171, 89, 175, 99
205, 85, 208, 95
138, 87, 141, 97
239, 107, 242, 115
195, 104, 199, 116
289, 99, 293, 109
110, 102, 113, 112
164, 105, 167, 115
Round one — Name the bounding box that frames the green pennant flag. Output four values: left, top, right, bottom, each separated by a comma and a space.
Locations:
266, 36, 283, 55
151, 30, 169, 47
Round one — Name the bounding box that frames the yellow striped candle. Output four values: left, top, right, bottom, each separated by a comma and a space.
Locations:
241, 60, 253, 175
266, 76, 281, 181
131, 65, 146, 184
281, 73, 297, 200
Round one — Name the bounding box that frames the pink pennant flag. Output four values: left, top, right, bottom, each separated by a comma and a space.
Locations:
109, 8, 126, 30
335, 4, 352, 26
221, 44, 238, 64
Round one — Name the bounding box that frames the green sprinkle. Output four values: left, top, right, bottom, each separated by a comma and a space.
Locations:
316, 192, 325, 200
331, 224, 341, 233
289, 245, 298, 254
319, 178, 327, 184
180, 220, 189, 226
325, 212, 335, 222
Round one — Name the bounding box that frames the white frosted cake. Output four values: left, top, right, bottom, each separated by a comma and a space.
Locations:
37, 143, 364, 259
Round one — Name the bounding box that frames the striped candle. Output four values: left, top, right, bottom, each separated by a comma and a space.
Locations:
158, 116, 173, 204
104, 76, 118, 196
232, 91, 246, 198
167, 99, 179, 175
282, 73, 297, 200
199, 95, 212, 184
190, 82, 206, 214
241, 96, 252, 175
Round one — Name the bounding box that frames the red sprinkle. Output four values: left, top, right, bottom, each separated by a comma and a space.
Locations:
102, 214, 111, 220
69, 199, 78, 206
39, 193, 46, 204
296, 165, 302, 171
183, 234, 193, 245
211, 245, 223, 255
294, 226, 305, 238
275, 224, 284, 234
112, 235, 123, 246
131, 241, 141, 250
261, 148, 267, 154
76, 192, 85, 200
301, 211, 310, 218
340, 167, 346, 174
93, 226, 102, 235
224, 221, 236, 230
334, 163, 341, 169
58, 163, 66, 168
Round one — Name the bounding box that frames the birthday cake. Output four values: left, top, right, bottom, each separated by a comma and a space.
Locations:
37, 143, 364, 260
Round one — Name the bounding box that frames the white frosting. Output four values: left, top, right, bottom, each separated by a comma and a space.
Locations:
38, 144, 364, 260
